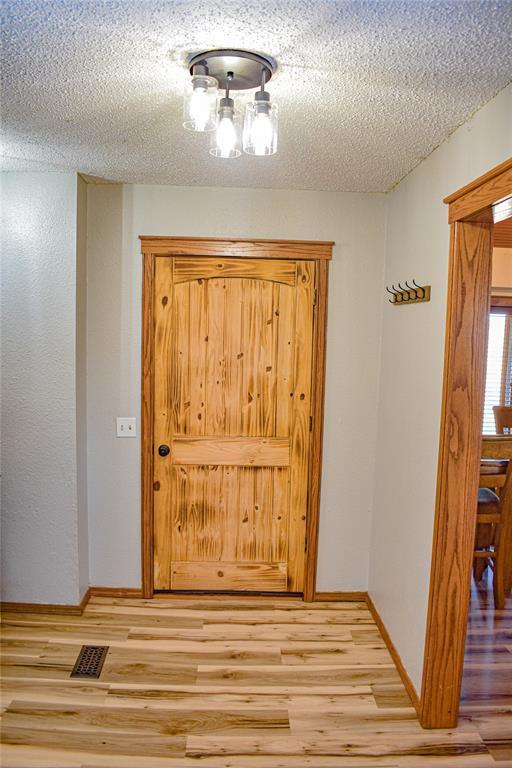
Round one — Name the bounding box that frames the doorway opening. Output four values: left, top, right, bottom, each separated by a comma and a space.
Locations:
460, 222, 512, 722
420, 159, 512, 728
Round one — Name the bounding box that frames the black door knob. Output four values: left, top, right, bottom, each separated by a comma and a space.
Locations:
158, 444, 170, 457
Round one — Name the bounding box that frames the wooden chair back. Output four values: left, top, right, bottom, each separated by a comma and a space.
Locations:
478, 436, 512, 607
480, 436, 512, 493
481, 435, 512, 460
479, 472, 507, 490
493, 405, 512, 434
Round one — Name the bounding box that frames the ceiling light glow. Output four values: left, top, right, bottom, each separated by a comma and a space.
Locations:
183, 66, 218, 132
243, 89, 277, 156
183, 49, 278, 159
210, 94, 241, 159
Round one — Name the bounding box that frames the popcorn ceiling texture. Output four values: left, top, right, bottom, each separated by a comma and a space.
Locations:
1, 0, 511, 191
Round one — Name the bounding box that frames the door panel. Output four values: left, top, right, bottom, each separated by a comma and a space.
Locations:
153, 256, 315, 592
170, 561, 288, 590
164, 465, 289, 563
173, 257, 297, 285
171, 437, 290, 466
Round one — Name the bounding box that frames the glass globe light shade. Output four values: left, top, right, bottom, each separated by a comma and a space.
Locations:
243, 91, 277, 156
210, 98, 241, 158
183, 72, 218, 132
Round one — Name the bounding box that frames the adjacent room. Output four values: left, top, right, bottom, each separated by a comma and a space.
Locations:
460, 217, 512, 752
1, 1, 511, 765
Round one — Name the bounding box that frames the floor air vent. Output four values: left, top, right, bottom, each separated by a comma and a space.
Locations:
70, 645, 108, 679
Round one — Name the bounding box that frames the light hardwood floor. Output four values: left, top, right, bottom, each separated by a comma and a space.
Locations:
1, 590, 510, 767
459, 573, 512, 763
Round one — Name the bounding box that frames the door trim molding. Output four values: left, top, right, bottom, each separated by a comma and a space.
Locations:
419, 158, 512, 728
304, 258, 329, 600
140, 237, 333, 600
141, 250, 155, 598
139, 235, 334, 260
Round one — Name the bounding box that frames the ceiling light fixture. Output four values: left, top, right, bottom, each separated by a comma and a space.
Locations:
184, 49, 278, 159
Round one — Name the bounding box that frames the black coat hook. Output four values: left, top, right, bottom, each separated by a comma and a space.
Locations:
398, 282, 410, 300
386, 285, 397, 304
392, 284, 403, 302
405, 281, 417, 300
412, 279, 425, 298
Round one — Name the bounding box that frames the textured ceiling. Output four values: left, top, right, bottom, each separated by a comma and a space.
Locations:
1, 1, 511, 192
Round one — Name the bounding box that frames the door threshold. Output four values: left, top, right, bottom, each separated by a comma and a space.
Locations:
153, 590, 304, 599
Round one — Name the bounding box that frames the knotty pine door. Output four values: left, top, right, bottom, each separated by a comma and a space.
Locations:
153, 256, 316, 593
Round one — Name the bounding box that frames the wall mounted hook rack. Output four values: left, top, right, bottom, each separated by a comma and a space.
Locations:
386, 279, 431, 305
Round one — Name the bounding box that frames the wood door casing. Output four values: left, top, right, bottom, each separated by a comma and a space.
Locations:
153, 256, 316, 592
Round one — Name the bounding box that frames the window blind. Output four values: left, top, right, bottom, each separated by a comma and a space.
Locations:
482, 310, 512, 434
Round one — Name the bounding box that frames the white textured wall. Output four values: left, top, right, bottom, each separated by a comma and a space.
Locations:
86, 184, 140, 587
369, 84, 512, 694
86, 184, 387, 589
1, 171, 82, 604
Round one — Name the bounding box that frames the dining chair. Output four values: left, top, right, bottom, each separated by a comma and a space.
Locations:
474, 438, 512, 609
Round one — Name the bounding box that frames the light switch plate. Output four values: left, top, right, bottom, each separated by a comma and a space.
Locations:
116, 417, 136, 437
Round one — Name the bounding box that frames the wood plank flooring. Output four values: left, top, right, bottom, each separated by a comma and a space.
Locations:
1, 590, 510, 767
459, 573, 512, 764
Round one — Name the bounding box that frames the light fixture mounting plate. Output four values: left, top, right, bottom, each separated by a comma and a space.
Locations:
187, 49, 276, 91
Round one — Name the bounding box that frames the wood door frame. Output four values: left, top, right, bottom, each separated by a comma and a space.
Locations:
140, 236, 333, 600
419, 158, 512, 729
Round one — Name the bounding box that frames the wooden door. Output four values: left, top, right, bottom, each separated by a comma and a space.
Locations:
152, 255, 316, 593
